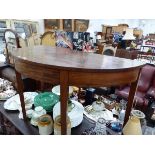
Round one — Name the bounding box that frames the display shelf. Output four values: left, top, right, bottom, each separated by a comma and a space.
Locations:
0, 101, 95, 135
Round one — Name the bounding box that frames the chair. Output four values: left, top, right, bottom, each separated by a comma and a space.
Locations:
115, 49, 132, 59
115, 64, 155, 112
55, 31, 73, 50
4, 29, 21, 66
102, 45, 117, 56
146, 75, 155, 100
40, 31, 56, 47
1, 29, 36, 91
40, 31, 57, 90
1, 29, 21, 86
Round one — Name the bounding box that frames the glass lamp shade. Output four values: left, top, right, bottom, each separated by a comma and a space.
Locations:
123, 110, 145, 135
122, 28, 136, 40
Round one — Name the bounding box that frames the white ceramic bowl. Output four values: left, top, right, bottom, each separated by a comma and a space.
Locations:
53, 100, 84, 128
52, 85, 73, 96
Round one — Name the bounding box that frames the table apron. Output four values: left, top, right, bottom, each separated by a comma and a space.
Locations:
68, 69, 140, 87
15, 60, 140, 87
15, 60, 60, 84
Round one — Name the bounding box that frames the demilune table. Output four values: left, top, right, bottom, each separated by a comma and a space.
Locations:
12, 45, 145, 135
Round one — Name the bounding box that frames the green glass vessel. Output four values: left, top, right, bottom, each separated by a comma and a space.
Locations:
34, 92, 59, 112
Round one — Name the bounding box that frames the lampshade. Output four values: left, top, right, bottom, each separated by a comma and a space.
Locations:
122, 28, 136, 40
97, 35, 101, 39
123, 110, 145, 135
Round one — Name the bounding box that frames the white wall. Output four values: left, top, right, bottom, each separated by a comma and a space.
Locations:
87, 19, 155, 41
37, 19, 45, 34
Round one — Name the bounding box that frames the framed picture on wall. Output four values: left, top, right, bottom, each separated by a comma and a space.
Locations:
74, 19, 89, 32
44, 19, 60, 30
63, 19, 72, 31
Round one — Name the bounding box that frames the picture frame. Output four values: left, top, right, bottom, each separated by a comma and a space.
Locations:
74, 19, 89, 32
63, 19, 72, 31
44, 19, 60, 30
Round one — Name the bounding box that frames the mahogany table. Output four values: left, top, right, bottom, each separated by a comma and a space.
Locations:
12, 45, 145, 135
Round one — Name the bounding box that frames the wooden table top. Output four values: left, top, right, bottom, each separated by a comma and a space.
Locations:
12, 45, 145, 72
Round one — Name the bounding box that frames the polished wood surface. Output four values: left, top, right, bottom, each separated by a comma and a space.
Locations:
12, 45, 145, 135
13, 46, 144, 71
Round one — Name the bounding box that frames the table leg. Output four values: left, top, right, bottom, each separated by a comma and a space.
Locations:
60, 71, 69, 135
0, 112, 6, 134
15, 70, 26, 120
124, 70, 142, 127
123, 69, 141, 127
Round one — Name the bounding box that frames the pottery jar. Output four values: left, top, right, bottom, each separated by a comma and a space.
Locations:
38, 114, 53, 135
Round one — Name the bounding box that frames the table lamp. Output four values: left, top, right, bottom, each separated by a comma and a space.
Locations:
122, 28, 136, 49
122, 28, 136, 40
123, 110, 145, 135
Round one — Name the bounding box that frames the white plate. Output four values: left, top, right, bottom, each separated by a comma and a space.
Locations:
52, 85, 73, 96
4, 92, 38, 111
0, 90, 16, 101
53, 100, 84, 128
84, 105, 115, 122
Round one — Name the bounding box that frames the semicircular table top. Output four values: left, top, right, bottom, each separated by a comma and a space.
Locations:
12, 45, 145, 72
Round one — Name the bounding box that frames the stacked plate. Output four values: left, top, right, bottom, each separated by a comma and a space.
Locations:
4, 92, 38, 111
52, 85, 73, 96
34, 92, 59, 112
53, 100, 84, 128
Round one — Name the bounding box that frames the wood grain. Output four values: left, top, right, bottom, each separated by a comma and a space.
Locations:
13, 45, 144, 72
60, 71, 69, 135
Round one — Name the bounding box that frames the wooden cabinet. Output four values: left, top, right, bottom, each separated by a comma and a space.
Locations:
102, 24, 143, 39
102, 24, 128, 34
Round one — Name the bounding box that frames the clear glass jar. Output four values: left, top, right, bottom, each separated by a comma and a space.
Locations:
93, 117, 107, 135
54, 115, 71, 135
92, 96, 105, 112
